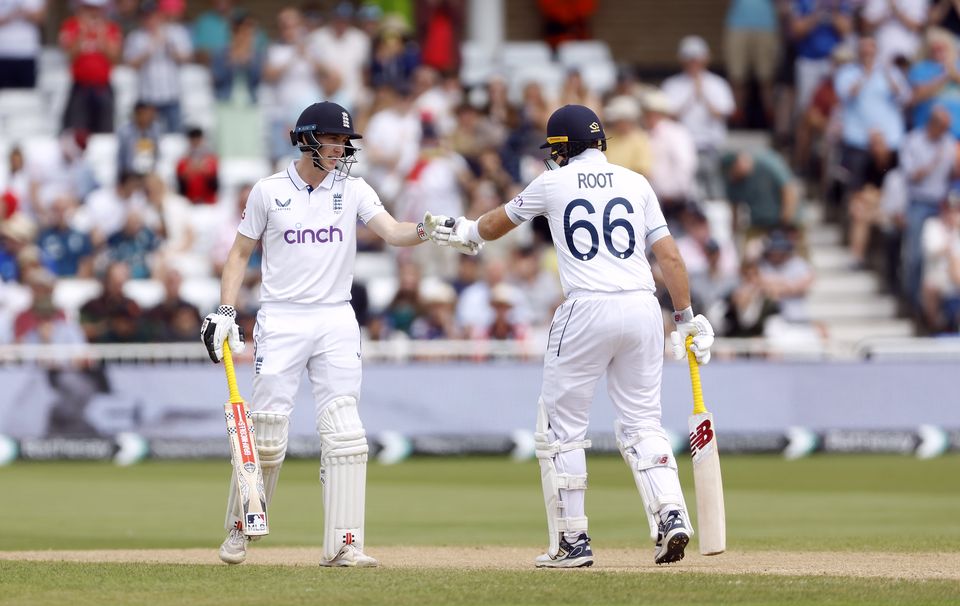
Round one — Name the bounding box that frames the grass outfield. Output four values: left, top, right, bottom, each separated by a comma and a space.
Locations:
1, 455, 959, 605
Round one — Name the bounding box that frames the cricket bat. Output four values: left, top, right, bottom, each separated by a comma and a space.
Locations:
685, 335, 725, 555
222, 340, 269, 536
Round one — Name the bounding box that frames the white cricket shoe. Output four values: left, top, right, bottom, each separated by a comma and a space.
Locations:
219, 528, 248, 565
535, 533, 594, 568
320, 544, 379, 567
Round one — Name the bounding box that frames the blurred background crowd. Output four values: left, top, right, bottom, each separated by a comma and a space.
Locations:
1, 0, 959, 355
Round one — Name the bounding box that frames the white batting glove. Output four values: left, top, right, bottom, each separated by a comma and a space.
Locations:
201, 305, 246, 363
670, 307, 714, 365
448, 217, 483, 255
422, 211, 454, 246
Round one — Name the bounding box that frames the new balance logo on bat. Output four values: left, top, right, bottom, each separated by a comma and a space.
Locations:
690, 419, 715, 455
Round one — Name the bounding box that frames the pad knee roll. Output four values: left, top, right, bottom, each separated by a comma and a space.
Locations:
318, 396, 368, 560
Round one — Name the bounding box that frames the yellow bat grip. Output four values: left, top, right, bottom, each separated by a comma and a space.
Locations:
222, 341, 243, 404
686, 335, 707, 415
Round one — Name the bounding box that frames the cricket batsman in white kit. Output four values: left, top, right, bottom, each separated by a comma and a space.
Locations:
201, 101, 455, 566
441, 104, 715, 567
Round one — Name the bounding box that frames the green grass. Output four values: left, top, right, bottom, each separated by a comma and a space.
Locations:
1, 561, 958, 606
2, 455, 958, 552
2, 455, 959, 605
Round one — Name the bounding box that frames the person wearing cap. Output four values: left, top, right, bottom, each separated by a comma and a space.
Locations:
641, 89, 699, 218
200, 101, 455, 568
308, 2, 371, 111
757, 229, 814, 324
602, 95, 651, 177
661, 35, 735, 201
441, 104, 715, 567
410, 279, 460, 340
59, 0, 122, 133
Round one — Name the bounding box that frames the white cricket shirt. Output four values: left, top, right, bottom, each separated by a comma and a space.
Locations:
504, 148, 669, 297
238, 161, 386, 304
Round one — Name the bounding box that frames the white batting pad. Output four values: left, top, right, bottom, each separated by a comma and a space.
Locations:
317, 396, 369, 561
615, 421, 690, 541
253, 412, 289, 504
535, 400, 590, 557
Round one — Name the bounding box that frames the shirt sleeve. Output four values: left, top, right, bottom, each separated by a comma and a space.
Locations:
641, 180, 670, 246
354, 178, 387, 224
123, 31, 146, 63
237, 181, 267, 240
504, 173, 548, 223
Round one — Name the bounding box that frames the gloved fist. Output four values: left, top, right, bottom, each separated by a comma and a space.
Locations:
201, 305, 246, 363
422, 211, 454, 246
448, 217, 483, 255
670, 307, 714, 365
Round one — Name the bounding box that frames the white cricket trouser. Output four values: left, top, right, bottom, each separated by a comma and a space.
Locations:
250, 301, 362, 424
540, 290, 667, 525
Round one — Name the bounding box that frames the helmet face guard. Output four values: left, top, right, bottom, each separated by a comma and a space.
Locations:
289, 102, 363, 180
292, 128, 360, 179
540, 105, 608, 167
544, 137, 607, 167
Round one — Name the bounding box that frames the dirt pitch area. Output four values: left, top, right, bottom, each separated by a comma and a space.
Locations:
2, 547, 958, 580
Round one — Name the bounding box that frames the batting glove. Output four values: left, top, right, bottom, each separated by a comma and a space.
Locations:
670, 307, 714, 365
448, 217, 483, 256
201, 305, 246, 363
422, 211, 454, 246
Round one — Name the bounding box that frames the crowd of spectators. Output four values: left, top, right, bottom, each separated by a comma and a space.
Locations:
1, 0, 960, 353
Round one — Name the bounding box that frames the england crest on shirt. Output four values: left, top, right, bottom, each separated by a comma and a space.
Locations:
332, 193, 343, 214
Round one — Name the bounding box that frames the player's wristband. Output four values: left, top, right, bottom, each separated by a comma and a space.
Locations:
416, 222, 428, 241
673, 307, 694, 324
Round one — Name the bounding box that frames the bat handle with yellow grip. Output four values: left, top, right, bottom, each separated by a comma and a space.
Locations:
222, 341, 243, 404
686, 335, 707, 415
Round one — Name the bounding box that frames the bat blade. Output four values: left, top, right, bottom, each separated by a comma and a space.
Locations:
689, 411, 725, 555
225, 399, 269, 536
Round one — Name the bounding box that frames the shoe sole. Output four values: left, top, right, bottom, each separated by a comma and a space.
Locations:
219, 551, 246, 565
655, 532, 689, 565
319, 559, 379, 568
535, 557, 594, 569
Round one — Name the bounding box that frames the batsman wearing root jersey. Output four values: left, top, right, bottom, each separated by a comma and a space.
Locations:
200, 101, 454, 566
441, 105, 715, 567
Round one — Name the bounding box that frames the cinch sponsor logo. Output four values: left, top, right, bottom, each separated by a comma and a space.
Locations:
283, 224, 344, 244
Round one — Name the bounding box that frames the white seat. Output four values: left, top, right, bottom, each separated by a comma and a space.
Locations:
508, 62, 565, 105
111, 66, 139, 125
219, 157, 270, 189
53, 278, 103, 321
366, 275, 399, 314
157, 133, 190, 185
38, 47, 68, 73
122, 279, 165, 309
498, 41, 552, 70
557, 40, 613, 68
180, 276, 222, 314
180, 64, 213, 91
0, 90, 45, 139
579, 61, 617, 96
84, 133, 118, 186
460, 41, 496, 87
354, 252, 397, 282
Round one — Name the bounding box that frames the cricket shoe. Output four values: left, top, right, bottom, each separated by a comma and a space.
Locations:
654, 510, 690, 565
320, 544, 379, 567
535, 534, 594, 568
219, 527, 248, 565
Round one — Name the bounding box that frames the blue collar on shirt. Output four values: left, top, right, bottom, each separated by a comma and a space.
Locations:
286, 161, 336, 191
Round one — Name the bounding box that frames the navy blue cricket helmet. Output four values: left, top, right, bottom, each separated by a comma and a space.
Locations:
540, 104, 607, 165
290, 101, 362, 176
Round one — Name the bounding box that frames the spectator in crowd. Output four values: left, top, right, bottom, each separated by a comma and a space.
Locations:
13, 267, 85, 345
537, 0, 597, 50
931, 0, 960, 38
385, 261, 422, 336
59, 0, 122, 134
847, 136, 904, 270
662, 35, 736, 201
508, 245, 561, 327
559, 69, 602, 115
723, 259, 780, 337
0, 212, 39, 282
900, 105, 957, 306
793, 40, 851, 179
641, 90, 698, 220
416, 0, 464, 75
124, 1, 193, 133
723, 0, 779, 127
920, 192, 960, 331
482, 283, 528, 341
602, 95, 651, 177
721, 148, 800, 234
2, 147, 28, 219
106, 208, 159, 279
0, 0, 46, 89
73, 171, 145, 248
369, 16, 420, 90
412, 65, 459, 136
117, 101, 161, 176
144, 266, 200, 341
861, 0, 929, 66
211, 10, 264, 102
80, 260, 145, 342
449, 103, 504, 173
363, 81, 422, 204
410, 279, 460, 339
758, 230, 815, 324
36, 194, 95, 278
834, 35, 910, 202
308, 2, 371, 111
675, 208, 739, 314
175, 127, 219, 205
24, 129, 97, 223
909, 28, 960, 140
262, 7, 328, 163
788, 0, 853, 117
452, 252, 480, 294
457, 256, 510, 335
191, 0, 233, 65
